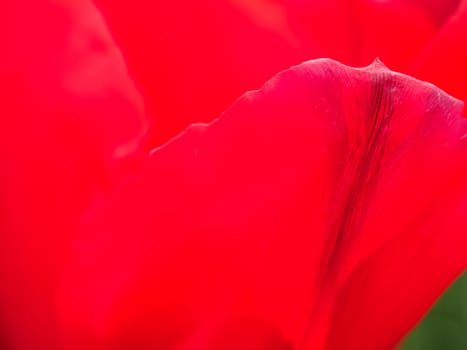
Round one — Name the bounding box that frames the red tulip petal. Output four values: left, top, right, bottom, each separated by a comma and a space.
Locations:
60, 59, 467, 349
277, 0, 356, 63
411, 0, 467, 104
406, 0, 461, 26
326, 195, 467, 349
92, 0, 305, 146
351, 0, 437, 70
0, 1, 148, 349
281, 0, 437, 71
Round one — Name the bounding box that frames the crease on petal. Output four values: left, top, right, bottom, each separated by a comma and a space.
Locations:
60, 59, 467, 350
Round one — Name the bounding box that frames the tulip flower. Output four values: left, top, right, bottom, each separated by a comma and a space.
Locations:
0, 1, 149, 348
91, 0, 467, 145
1, 1, 467, 350
59, 57, 467, 349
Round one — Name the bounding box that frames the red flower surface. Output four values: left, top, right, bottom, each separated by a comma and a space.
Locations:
0, 1, 149, 349
91, 0, 467, 145
60, 59, 467, 349
0, 0, 466, 350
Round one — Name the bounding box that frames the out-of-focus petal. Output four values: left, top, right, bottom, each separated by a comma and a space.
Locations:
350, 0, 437, 70
407, 0, 460, 26
0, 1, 148, 349
92, 0, 305, 145
271, 0, 356, 63
60, 59, 467, 349
281, 0, 437, 71
411, 0, 467, 104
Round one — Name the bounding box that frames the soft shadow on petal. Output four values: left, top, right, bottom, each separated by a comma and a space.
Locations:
407, 0, 461, 26
0, 1, 148, 349
60, 59, 467, 350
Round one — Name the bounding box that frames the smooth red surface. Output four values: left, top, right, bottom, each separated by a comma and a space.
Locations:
90, 0, 465, 147
411, 0, 467, 104
1, 0, 467, 349
408, 0, 461, 25
277, 0, 439, 69
60, 59, 467, 349
84, 0, 467, 144
0, 1, 148, 349
92, 0, 305, 146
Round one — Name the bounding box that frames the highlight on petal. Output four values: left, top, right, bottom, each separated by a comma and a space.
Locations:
411, 0, 467, 104
60, 59, 467, 349
92, 0, 305, 146
0, 1, 148, 349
